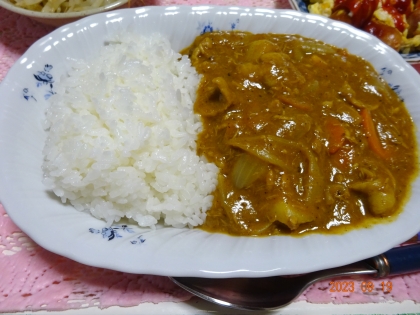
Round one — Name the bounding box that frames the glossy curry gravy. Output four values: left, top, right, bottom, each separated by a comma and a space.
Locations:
181, 31, 418, 236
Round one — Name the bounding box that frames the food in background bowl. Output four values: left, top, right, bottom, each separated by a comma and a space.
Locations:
307, 0, 420, 52
0, 0, 128, 26
10, 0, 118, 13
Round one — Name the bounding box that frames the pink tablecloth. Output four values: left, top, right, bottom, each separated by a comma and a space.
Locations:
1, 1, 420, 312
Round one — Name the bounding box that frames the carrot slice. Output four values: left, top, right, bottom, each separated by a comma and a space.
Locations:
325, 116, 346, 154
361, 108, 391, 160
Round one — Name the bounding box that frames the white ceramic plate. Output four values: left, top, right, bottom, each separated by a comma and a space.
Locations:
288, 0, 420, 63
1, 6, 420, 278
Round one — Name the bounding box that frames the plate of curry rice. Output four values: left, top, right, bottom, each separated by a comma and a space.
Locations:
0, 6, 419, 278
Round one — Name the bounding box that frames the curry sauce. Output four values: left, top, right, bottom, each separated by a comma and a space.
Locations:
181, 31, 418, 236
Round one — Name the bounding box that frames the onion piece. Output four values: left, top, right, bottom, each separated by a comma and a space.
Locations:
231, 153, 268, 189
272, 198, 315, 230
228, 135, 324, 203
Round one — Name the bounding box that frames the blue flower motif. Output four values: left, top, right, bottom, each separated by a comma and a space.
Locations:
89, 227, 123, 241
33, 64, 56, 100
130, 235, 146, 245
198, 19, 239, 34
22, 88, 36, 102
34, 72, 53, 86
201, 23, 214, 34
231, 19, 240, 30
390, 84, 403, 98
89, 224, 139, 242
379, 67, 393, 76
118, 224, 135, 233
378, 66, 403, 100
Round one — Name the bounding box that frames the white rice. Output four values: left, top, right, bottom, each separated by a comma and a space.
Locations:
42, 32, 218, 229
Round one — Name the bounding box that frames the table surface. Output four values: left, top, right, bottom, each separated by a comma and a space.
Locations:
1, 1, 420, 314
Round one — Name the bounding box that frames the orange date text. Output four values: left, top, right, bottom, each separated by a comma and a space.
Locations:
329, 281, 393, 293
329, 281, 355, 292
361, 281, 393, 293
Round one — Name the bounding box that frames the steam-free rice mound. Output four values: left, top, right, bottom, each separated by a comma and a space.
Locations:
42, 33, 218, 229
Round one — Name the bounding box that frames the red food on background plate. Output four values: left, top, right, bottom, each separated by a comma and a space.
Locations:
308, 0, 420, 52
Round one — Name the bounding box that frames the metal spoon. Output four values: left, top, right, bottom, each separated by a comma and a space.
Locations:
170, 243, 420, 311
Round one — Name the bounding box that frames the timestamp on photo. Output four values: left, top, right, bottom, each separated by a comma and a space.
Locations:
329, 280, 393, 293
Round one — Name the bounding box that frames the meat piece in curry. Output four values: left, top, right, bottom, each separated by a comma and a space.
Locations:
181, 31, 418, 236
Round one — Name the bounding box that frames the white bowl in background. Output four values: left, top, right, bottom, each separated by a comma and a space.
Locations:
0, 0, 128, 27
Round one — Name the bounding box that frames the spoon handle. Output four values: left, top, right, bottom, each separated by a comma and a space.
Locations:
369, 243, 420, 277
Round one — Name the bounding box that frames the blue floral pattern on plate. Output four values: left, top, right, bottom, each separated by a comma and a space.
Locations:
379, 67, 403, 100
22, 88, 36, 102
131, 235, 146, 245
199, 18, 240, 34
89, 224, 146, 244
23, 64, 56, 102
